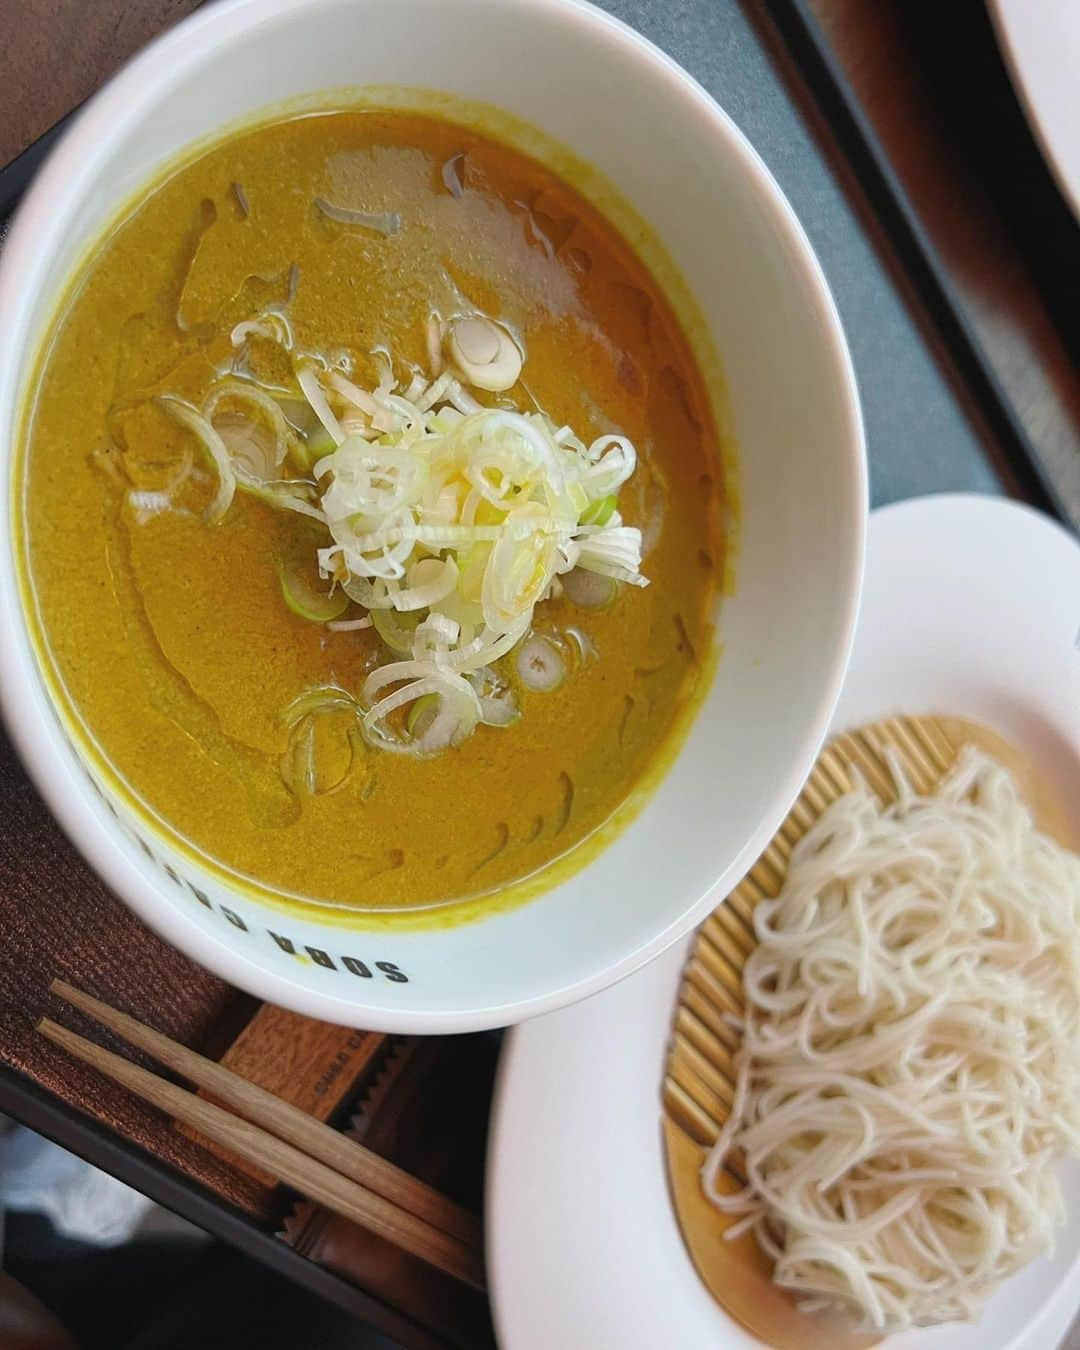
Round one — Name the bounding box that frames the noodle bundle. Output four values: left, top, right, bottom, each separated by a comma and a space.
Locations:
703, 748, 1080, 1332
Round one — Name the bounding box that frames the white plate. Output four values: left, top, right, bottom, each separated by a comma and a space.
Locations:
988, 0, 1080, 222
487, 494, 1080, 1350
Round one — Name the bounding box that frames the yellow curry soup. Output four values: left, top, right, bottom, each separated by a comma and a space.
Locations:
23, 110, 723, 916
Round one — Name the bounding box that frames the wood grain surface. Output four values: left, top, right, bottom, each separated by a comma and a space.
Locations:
0, 0, 201, 166
178, 1003, 386, 1200
805, 0, 1080, 521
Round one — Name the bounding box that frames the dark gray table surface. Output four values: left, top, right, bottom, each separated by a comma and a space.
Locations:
600, 0, 1002, 509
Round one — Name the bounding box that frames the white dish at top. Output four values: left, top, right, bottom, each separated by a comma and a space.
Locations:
988, 0, 1080, 222
487, 494, 1080, 1350
0, 0, 864, 1031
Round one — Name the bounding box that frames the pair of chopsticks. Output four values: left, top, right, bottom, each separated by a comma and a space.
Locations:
38, 980, 485, 1291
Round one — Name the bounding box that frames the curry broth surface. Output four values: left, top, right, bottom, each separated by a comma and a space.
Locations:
24, 111, 722, 914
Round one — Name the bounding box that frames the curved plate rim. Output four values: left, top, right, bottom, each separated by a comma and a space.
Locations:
987, 0, 1080, 222
487, 492, 1080, 1350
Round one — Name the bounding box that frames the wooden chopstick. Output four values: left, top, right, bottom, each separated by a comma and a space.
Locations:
37, 1017, 486, 1292
49, 978, 480, 1248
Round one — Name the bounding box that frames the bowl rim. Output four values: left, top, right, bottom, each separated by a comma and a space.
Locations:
0, 0, 867, 1031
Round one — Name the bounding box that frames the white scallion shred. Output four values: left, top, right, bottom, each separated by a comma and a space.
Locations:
126, 489, 174, 521
516, 634, 566, 691
441, 153, 466, 199
179, 305, 650, 756
300, 332, 648, 755
312, 198, 402, 235
157, 396, 236, 523
230, 309, 294, 351
203, 377, 295, 477
297, 362, 346, 445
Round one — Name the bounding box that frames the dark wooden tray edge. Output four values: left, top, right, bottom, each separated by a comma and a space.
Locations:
759, 0, 1070, 527
0, 1063, 452, 1350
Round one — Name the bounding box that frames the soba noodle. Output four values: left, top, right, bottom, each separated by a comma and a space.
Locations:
702, 748, 1080, 1332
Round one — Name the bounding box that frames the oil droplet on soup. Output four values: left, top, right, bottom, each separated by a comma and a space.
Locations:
24, 110, 723, 916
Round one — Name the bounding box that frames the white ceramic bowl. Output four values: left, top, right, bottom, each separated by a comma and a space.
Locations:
0, 0, 865, 1032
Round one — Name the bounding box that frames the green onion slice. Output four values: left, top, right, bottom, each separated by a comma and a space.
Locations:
279, 562, 349, 622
